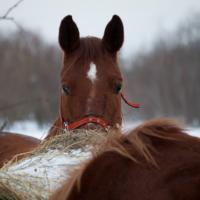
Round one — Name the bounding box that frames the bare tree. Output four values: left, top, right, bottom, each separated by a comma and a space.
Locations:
121, 14, 200, 126
0, 0, 24, 30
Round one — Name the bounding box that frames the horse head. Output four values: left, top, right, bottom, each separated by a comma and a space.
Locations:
46, 15, 139, 139
59, 15, 124, 130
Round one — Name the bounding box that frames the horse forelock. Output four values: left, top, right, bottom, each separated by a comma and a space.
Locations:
62, 37, 108, 72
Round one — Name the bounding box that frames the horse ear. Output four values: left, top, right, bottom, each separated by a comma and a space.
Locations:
102, 15, 124, 53
59, 15, 80, 53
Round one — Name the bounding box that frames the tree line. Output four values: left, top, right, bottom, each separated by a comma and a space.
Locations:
0, 30, 62, 125
121, 14, 200, 126
0, 14, 199, 126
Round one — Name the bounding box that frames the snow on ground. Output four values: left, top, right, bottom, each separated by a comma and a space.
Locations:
186, 127, 200, 138
3, 120, 50, 139
122, 120, 200, 138
5, 149, 91, 191
3, 120, 200, 139
8, 149, 90, 179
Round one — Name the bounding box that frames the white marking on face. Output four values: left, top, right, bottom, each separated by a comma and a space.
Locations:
86, 61, 98, 114
87, 62, 97, 83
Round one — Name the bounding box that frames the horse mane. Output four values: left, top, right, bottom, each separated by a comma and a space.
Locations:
92, 118, 186, 167
49, 118, 188, 200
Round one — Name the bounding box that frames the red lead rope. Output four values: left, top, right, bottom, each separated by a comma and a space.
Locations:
60, 92, 140, 132
120, 92, 140, 108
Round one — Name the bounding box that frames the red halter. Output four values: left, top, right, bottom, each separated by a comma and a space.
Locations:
60, 92, 140, 132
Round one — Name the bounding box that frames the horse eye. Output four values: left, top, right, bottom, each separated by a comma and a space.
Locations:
114, 84, 122, 94
62, 85, 71, 95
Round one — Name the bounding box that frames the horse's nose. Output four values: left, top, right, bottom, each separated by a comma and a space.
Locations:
85, 123, 104, 131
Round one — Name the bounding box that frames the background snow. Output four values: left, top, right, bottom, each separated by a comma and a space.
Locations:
4, 120, 200, 139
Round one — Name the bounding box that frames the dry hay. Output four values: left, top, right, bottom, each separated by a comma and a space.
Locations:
32, 128, 108, 155
0, 172, 49, 200
0, 129, 108, 200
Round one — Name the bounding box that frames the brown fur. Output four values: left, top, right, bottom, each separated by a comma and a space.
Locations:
0, 132, 39, 168
49, 118, 200, 200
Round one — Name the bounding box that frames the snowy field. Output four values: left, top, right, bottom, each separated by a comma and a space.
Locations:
3, 120, 51, 140
3, 120, 200, 139
123, 120, 200, 138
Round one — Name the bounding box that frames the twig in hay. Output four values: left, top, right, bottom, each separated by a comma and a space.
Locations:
47, 123, 64, 133
1, 150, 33, 171
40, 130, 48, 140
14, 155, 43, 170
44, 168, 51, 195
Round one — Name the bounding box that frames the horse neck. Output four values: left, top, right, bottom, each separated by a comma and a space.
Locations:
45, 117, 61, 140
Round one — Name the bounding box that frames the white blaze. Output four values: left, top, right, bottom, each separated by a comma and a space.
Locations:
87, 62, 97, 83
86, 61, 97, 113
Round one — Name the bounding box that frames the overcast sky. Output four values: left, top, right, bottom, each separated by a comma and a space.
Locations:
1, 0, 200, 58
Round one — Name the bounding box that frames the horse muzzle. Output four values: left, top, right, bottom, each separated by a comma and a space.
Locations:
59, 92, 140, 133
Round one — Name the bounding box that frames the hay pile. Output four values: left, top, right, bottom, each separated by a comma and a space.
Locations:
32, 129, 108, 154
0, 129, 108, 200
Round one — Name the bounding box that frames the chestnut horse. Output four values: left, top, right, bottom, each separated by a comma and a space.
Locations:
0, 15, 139, 167
49, 119, 200, 200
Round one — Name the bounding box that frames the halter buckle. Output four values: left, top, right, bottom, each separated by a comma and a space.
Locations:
105, 126, 111, 133
63, 122, 68, 131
